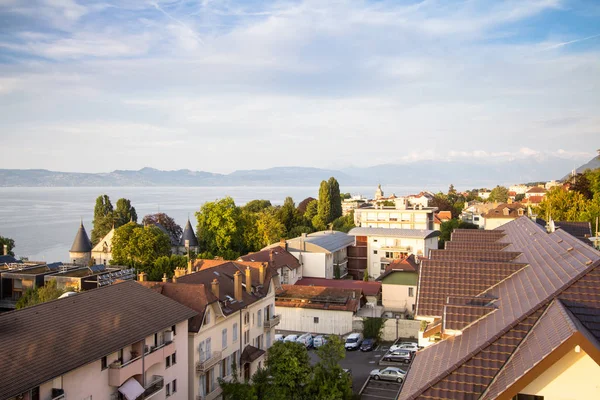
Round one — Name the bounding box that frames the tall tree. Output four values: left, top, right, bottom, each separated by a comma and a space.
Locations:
328, 177, 342, 221
91, 195, 114, 245
309, 336, 353, 400
243, 200, 272, 213
277, 197, 300, 233
142, 213, 183, 241
317, 180, 333, 226
570, 173, 593, 200
535, 187, 588, 222
488, 186, 509, 203
0, 236, 15, 256
195, 197, 243, 258
113, 198, 138, 228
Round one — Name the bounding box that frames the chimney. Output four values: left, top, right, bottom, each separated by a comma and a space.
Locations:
245, 266, 252, 294
211, 278, 219, 298
187, 260, 193, 274
162, 273, 168, 283
259, 263, 266, 285
270, 250, 275, 262
280, 238, 287, 251
234, 271, 243, 301
172, 276, 177, 283
3, 244, 7, 256
138, 272, 147, 282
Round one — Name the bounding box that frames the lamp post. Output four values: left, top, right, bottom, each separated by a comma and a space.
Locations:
396, 315, 400, 341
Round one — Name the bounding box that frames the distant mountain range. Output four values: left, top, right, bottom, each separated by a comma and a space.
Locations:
0, 155, 592, 188
561, 153, 600, 181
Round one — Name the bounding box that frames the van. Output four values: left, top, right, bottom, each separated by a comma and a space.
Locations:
296, 333, 314, 348
344, 333, 363, 350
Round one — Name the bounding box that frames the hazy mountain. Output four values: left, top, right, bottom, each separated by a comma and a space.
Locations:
0, 156, 587, 188
561, 154, 600, 181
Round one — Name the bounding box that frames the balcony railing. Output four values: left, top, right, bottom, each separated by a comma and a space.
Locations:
51, 389, 66, 400
137, 375, 164, 399
195, 351, 222, 374
264, 315, 281, 330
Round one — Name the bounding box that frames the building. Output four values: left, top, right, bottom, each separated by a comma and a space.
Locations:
239, 242, 302, 285
347, 227, 439, 280
483, 202, 527, 230
142, 259, 279, 399
401, 217, 600, 400
45, 264, 136, 291
294, 276, 381, 306
0, 280, 197, 400
376, 255, 419, 317
353, 204, 437, 230
176, 219, 200, 255
460, 202, 497, 229
91, 226, 115, 265
509, 184, 529, 195
342, 195, 368, 216
268, 231, 355, 279
69, 221, 92, 266
275, 284, 361, 335
525, 186, 547, 198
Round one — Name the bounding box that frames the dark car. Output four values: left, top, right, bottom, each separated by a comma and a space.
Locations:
360, 338, 377, 351
382, 349, 413, 364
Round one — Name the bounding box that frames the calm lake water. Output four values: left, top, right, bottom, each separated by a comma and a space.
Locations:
0, 185, 435, 262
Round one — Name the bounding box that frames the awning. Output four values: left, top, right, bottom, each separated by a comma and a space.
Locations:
118, 377, 145, 400
240, 345, 266, 364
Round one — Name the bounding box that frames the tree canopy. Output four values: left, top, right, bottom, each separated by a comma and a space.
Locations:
16, 279, 64, 309
488, 186, 509, 203
113, 198, 138, 228
91, 194, 114, 245
0, 236, 15, 256
111, 222, 172, 268
142, 213, 183, 240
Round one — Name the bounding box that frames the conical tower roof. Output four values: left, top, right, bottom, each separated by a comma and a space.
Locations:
180, 219, 199, 247
70, 221, 92, 253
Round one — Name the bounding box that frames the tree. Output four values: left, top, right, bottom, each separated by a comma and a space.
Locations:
111, 222, 172, 268
341, 193, 352, 200
91, 194, 114, 245
277, 197, 300, 233
16, 279, 64, 309
488, 186, 509, 203
304, 200, 319, 223
196, 197, 243, 258
297, 197, 316, 215
535, 187, 588, 222
328, 177, 343, 221
256, 210, 286, 248
332, 212, 355, 233
570, 173, 593, 200
113, 198, 138, 228
309, 336, 353, 400
363, 317, 385, 341
317, 180, 333, 226
142, 213, 183, 241
148, 254, 188, 281
0, 236, 15, 256
515, 193, 525, 202
265, 341, 312, 400
243, 200, 272, 213
363, 269, 369, 282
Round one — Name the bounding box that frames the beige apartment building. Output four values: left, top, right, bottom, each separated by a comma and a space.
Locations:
141, 259, 280, 400
353, 203, 437, 230
0, 280, 197, 400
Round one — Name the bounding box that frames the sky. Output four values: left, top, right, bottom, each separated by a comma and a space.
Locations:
0, 0, 598, 173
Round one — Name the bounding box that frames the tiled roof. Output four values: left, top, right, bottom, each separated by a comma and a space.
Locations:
556, 221, 592, 242
444, 241, 510, 251
348, 227, 439, 239
276, 284, 360, 312
400, 217, 600, 400
429, 249, 522, 263
437, 211, 452, 220
239, 246, 301, 271
295, 277, 381, 296
526, 186, 547, 194
483, 203, 526, 219
0, 281, 197, 399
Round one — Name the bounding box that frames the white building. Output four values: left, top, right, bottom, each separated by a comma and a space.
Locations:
348, 227, 439, 280
239, 242, 302, 285
509, 184, 529, 195
376, 255, 420, 317
146, 260, 280, 399
0, 280, 196, 400
460, 202, 497, 229
268, 231, 355, 280
353, 204, 437, 230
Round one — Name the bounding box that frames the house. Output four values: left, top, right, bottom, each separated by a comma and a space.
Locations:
239, 242, 302, 285
376, 255, 419, 317
0, 280, 197, 400
45, 264, 136, 291
141, 258, 279, 399
478, 190, 491, 200
342, 195, 367, 216
347, 227, 439, 280
267, 231, 354, 279
91, 226, 115, 265
509, 184, 529, 195
401, 217, 600, 400
483, 202, 527, 230
460, 202, 497, 229
294, 276, 381, 306
354, 202, 437, 230
275, 284, 361, 335
525, 185, 547, 198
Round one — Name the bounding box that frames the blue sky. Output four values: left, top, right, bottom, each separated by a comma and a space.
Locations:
0, 0, 598, 173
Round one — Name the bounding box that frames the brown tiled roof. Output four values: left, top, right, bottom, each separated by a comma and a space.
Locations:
556, 221, 592, 242
523, 195, 544, 204
437, 211, 452, 221
239, 246, 301, 271
400, 217, 600, 400
295, 277, 381, 296
483, 203, 526, 219
276, 284, 360, 312
526, 186, 547, 194
416, 260, 527, 318
0, 281, 197, 399
429, 249, 522, 263
451, 231, 506, 242
444, 241, 510, 251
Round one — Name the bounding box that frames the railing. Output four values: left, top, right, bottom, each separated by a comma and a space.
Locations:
195, 351, 222, 374
51, 389, 66, 400
264, 315, 281, 330
137, 375, 164, 399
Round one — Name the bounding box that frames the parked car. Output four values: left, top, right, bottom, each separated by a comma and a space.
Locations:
390, 340, 419, 353
344, 333, 363, 350
313, 335, 328, 348
360, 338, 377, 352
296, 333, 314, 348
284, 334, 298, 343
370, 367, 406, 383
274, 334, 285, 342
382, 349, 413, 364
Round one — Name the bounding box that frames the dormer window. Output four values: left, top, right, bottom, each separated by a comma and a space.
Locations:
503, 208, 510, 216
518, 208, 524, 216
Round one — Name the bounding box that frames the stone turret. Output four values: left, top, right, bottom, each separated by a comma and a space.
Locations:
179, 218, 199, 255
69, 221, 92, 266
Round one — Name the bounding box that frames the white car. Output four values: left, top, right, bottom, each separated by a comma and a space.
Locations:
296, 333, 313, 348
313, 335, 328, 348
344, 333, 363, 350
390, 342, 419, 353
370, 367, 406, 383
274, 334, 285, 342
283, 334, 298, 343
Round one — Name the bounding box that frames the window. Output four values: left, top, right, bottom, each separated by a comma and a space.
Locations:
244, 312, 250, 325
256, 334, 263, 350
257, 310, 262, 327
252, 313, 255, 327
227, 355, 232, 376
514, 395, 543, 400
244, 330, 250, 345
101, 356, 107, 370
408, 287, 414, 297
172, 352, 177, 365
166, 355, 171, 368
172, 325, 176, 336
373, 250, 378, 254
118, 348, 124, 362
222, 328, 228, 349
205, 309, 211, 324
221, 358, 227, 378
172, 379, 177, 393
233, 323, 238, 342
166, 382, 171, 397
314, 317, 319, 323
373, 239, 378, 242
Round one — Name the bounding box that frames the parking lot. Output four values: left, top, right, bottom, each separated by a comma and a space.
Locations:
308, 342, 409, 396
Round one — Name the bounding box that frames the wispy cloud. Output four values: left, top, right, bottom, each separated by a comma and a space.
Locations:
542, 33, 600, 50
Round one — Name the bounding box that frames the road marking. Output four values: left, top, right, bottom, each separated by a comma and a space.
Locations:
369, 361, 376, 363
374, 354, 381, 358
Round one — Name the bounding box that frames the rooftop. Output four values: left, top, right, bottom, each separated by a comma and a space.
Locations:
348, 227, 439, 240
276, 284, 360, 312
295, 277, 381, 296
239, 245, 301, 271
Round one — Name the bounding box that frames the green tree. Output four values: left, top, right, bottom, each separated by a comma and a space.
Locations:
309, 336, 353, 400
287, 225, 314, 238
304, 200, 319, 223
111, 223, 172, 268
297, 197, 316, 215
515, 193, 525, 202
195, 197, 243, 258
244, 200, 273, 213
363, 269, 369, 281
113, 198, 138, 228
256, 210, 287, 248
535, 187, 588, 222
149, 255, 188, 281
332, 212, 355, 233
277, 197, 300, 234
488, 186, 509, 203
111, 222, 139, 267
570, 172, 593, 200
317, 180, 333, 226
16, 279, 64, 309
0, 236, 15, 256
363, 317, 385, 341
91, 194, 114, 245
328, 177, 343, 221
438, 219, 478, 248
266, 341, 312, 400
142, 213, 183, 241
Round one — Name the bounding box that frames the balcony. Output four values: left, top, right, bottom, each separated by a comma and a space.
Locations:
195, 351, 222, 374
109, 341, 174, 387
138, 375, 164, 400
264, 315, 281, 330
51, 389, 65, 400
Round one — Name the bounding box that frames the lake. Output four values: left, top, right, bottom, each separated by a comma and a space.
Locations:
0, 185, 434, 262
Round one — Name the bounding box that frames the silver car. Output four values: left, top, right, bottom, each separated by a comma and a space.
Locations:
370, 367, 406, 383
